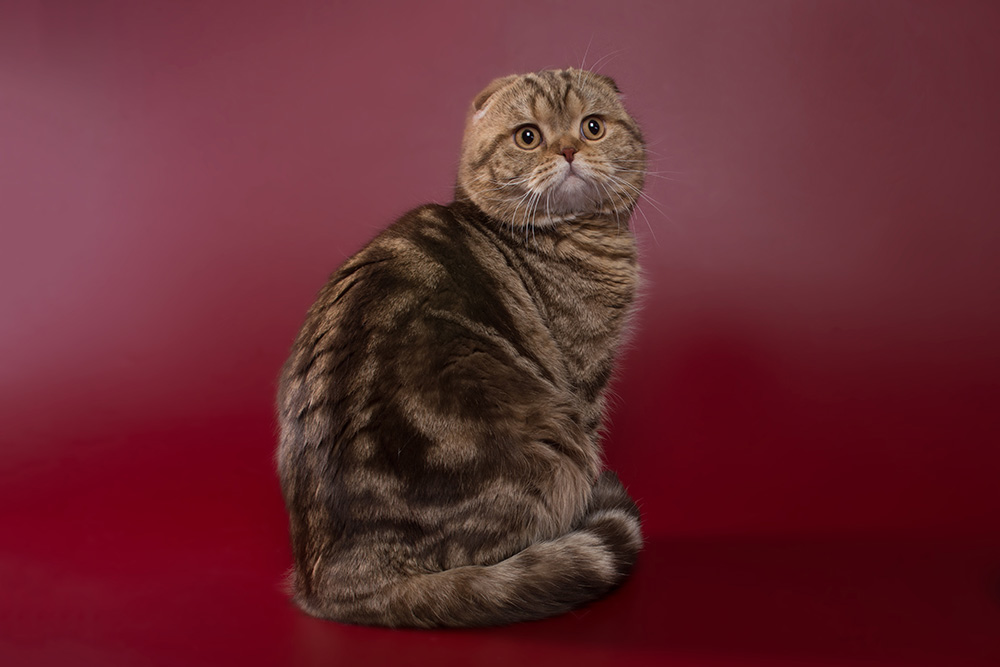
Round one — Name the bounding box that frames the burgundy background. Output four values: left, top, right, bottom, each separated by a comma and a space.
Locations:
2, 1, 999, 665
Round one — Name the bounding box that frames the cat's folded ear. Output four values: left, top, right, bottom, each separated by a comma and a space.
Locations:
471, 75, 519, 121
573, 69, 622, 96
593, 73, 621, 95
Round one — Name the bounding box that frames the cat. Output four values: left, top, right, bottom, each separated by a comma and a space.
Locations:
276, 68, 647, 628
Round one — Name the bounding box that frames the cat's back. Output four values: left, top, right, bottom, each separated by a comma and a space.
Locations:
275, 202, 557, 462
285, 202, 540, 359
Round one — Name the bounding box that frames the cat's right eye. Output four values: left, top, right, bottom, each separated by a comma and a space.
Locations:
514, 125, 543, 150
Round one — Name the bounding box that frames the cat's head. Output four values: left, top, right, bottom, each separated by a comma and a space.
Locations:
457, 69, 645, 228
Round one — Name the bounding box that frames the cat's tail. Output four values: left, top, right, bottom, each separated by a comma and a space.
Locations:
294, 470, 642, 628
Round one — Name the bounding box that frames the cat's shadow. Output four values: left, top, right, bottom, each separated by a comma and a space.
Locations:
498, 535, 1000, 664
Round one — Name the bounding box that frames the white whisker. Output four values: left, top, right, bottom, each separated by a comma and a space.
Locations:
588, 50, 623, 76
578, 35, 595, 86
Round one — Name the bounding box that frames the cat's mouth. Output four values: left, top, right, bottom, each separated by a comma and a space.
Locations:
559, 161, 585, 181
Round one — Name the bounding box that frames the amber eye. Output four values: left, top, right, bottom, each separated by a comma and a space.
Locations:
581, 116, 605, 140
514, 125, 543, 150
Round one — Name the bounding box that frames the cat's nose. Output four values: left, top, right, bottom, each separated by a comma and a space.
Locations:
561, 147, 576, 163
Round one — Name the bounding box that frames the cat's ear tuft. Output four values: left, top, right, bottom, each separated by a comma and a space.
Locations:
471, 75, 519, 121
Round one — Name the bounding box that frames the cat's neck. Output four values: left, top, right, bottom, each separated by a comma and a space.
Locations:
451, 192, 637, 261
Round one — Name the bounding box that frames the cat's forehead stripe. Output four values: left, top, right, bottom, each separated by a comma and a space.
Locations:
500, 73, 617, 125
514, 90, 585, 128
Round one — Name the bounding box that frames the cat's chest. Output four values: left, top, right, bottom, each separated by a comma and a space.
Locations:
462, 211, 638, 397
523, 233, 638, 388
540, 255, 635, 327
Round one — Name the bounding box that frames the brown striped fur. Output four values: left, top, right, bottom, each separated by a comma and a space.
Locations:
277, 69, 646, 627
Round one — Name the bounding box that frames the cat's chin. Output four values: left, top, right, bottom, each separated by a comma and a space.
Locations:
532, 173, 617, 225
545, 173, 596, 212
464, 175, 622, 229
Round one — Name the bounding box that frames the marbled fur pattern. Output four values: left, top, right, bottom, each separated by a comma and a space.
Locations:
277, 69, 646, 627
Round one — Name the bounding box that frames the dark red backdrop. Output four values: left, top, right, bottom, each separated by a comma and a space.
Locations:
2, 1, 998, 665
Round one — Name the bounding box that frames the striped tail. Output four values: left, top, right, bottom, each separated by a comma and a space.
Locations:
295, 470, 642, 628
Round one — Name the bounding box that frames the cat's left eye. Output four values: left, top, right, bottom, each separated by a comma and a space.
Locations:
581, 116, 606, 141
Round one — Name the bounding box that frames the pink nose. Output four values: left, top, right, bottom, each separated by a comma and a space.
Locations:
561, 147, 576, 163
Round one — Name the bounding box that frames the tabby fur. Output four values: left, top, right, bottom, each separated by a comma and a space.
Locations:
277, 68, 646, 627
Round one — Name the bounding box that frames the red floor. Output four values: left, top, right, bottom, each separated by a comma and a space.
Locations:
2, 414, 998, 667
